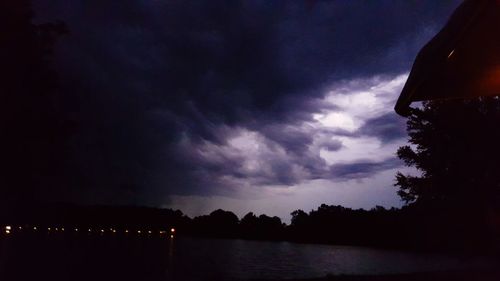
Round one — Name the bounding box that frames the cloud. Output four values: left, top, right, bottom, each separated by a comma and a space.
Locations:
357, 113, 408, 143
29, 0, 461, 211
167, 74, 409, 197
329, 158, 403, 180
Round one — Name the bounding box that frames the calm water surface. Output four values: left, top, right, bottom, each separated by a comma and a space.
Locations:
0, 235, 495, 281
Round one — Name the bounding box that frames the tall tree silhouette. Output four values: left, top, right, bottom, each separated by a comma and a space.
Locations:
396, 98, 500, 211
0, 1, 68, 211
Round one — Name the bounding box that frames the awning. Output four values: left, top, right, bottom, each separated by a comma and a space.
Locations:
395, 0, 500, 116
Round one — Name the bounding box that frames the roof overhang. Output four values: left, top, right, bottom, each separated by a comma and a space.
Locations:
395, 0, 500, 116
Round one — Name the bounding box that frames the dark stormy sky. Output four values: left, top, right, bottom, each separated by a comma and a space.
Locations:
33, 0, 461, 221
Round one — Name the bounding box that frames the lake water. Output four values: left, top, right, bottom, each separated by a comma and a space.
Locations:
0, 234, 496, 281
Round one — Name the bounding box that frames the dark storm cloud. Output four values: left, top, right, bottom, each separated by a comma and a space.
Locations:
32, 0, 461, 204
329, 158, 403, 180
356, 113, 408, 143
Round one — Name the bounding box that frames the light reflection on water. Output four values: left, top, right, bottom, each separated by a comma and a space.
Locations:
168, 237, 495, 280
0, 235, 496, 281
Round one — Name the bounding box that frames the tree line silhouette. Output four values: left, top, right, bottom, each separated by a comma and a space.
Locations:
393, 98, 500, 254
3, 201, 499, 254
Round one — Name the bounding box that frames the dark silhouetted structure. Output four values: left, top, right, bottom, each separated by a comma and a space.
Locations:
395, 0, 500, 116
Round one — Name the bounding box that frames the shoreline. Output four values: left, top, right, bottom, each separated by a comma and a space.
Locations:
253, 270, 500, 281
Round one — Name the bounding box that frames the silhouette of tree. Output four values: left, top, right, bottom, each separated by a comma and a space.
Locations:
191, 209, 239, 238
240, 212, 258, 237
395, 98, 500, 251
396, 98, 500, 209
241, 212, 258, 225
289, 205, 405, 247
290, 209, 309, 227
239, 212, 284, 240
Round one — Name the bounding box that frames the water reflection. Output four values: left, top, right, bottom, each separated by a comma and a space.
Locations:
166, 233, 175, 279
0, 235, 496, 281
166, 237, 496, 280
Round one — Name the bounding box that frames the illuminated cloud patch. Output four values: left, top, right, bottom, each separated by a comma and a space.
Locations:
169, 74, 409, 209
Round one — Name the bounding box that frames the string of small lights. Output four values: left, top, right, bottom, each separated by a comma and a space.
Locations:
2, 225, 176, 237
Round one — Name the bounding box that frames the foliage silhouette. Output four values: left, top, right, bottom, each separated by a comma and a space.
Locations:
3, 201, 500, 254
240, 212, 284, 240
289, 204, 404, 248
396, 98, 500, 209
190, 209, 240, 238
395, 98, 500, 252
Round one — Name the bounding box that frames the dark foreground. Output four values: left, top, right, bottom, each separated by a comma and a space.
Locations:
269, 270, 500, 281
1, 233, 498, 281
